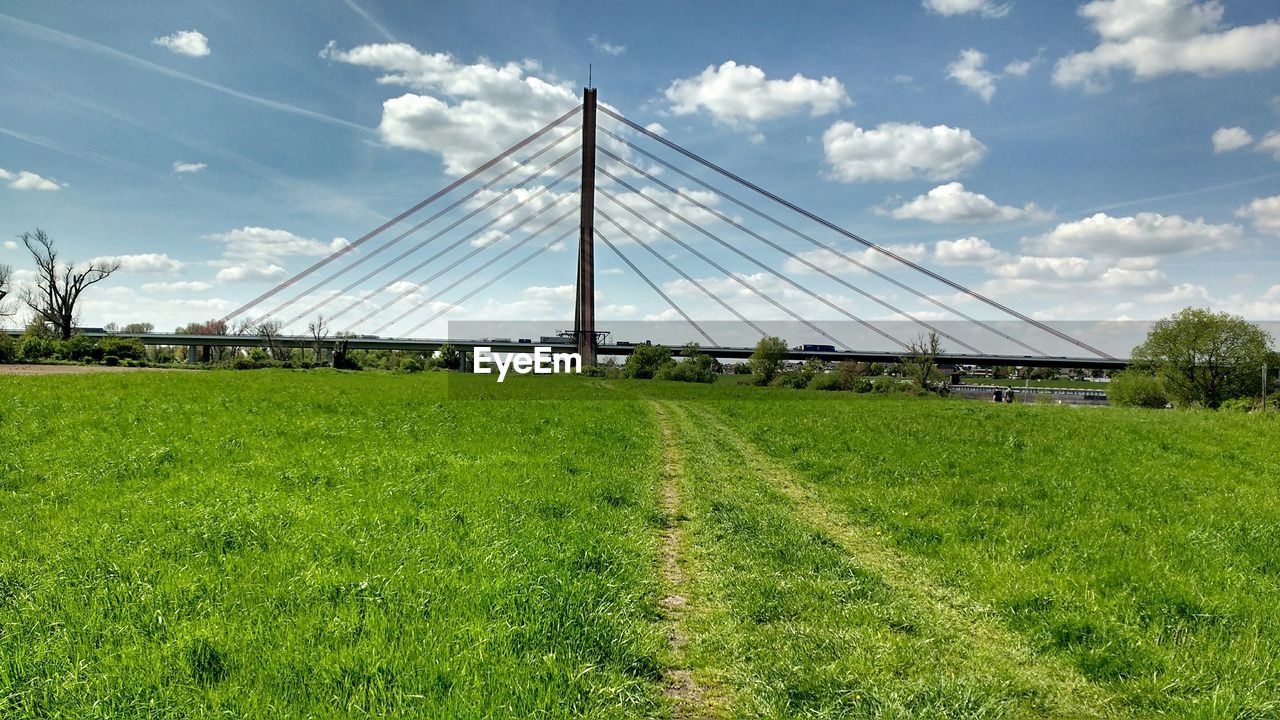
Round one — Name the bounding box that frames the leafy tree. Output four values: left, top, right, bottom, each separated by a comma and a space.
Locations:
436, 343, 462, 371
624, 343, 674, 379
904, 332, 946, 394
176, 317, 233, 363
1131, 308, 1273, 408
19, 229, 120, 339
749, 336, 788, 385
656, 343, 715, 383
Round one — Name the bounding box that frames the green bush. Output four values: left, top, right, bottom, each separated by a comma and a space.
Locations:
1108, 371, 1169, 409
56, 334, 100, 362
623, 344, 674, 379
99, 336, 146, 361
1219, 397, 1256, 413
103, 355, 120, 367
0, 332, 15, 363
656, 346, 716, 383
19, 334, 56, 361
809, 372, 846, 391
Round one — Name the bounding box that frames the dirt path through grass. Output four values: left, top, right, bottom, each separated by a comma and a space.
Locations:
662, 399, 1117, 718
651, 401, 721, 719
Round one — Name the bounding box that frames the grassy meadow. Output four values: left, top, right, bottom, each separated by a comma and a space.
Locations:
1, 369, 1277, 718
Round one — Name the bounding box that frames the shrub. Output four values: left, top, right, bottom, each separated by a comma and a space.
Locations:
99, 336, 146, 361
809, 372, 846, 391
19, 334, 56, 361
1108, 371, 1169, 409
0, 332, 15, 363
56, 333, 100, 362
103, 355, 120, 367
657, 359, 715, 383
1219, 397, 1256, 413
624, 344, 674, 379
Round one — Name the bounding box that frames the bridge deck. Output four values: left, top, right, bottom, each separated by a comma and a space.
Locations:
4, 330, 1129, 369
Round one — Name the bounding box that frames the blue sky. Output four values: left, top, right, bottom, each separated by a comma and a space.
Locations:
1, 0, 1278, 352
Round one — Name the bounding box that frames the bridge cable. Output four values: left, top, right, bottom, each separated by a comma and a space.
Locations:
339, 172, 581, 330
402, 227, 578, 336
598, 125, 1046, 357
221, 102, 582, 323
262, 125, 582, 326
599, 165, 909, 352
598, 186, 853, 352
370, 205, 578, 335
600, 108, 1111, 359
596, 207, 767, 340
280, 148, 581, 328
594, 229, 718, 347
599, 145, 978, 354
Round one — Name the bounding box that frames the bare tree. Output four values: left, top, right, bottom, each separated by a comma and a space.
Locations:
308, 314, 330, 362
0, 263, 16, 325
257, 318, 289, 361
19, 229, 120, 339
905, 331, 944, 394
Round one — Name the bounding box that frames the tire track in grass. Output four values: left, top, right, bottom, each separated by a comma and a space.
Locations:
675, 400, 1117, 719
650, 400, 721, 719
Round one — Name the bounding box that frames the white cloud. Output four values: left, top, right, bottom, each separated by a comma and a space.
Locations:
387, 280, 424, 294
644, 122, 668, 135
172, 161, 207, 174
822, 120, 987, 182
1023, 211, 1241, 256
664, 61, 850, 126
1143, 282, 1209, 304
142, 280, 212, 293
0, 167, 62, 191
216, 264, 286, 283
521, 284, 575, 301
2, 240, 15, 250
320, 41, 579, 175
207, 226, 346, 263
948, 49, 998, 102
1236, 194, 1280, 235
588, 35, 625, 56
1054, 0, 1280, 92
1256, 131, 1280, 160
152, 30, 210, 58
1003, 58, 1034, 76
599, 303, 637, 317
883, 182, 1052, 223
923, 0, 1010, 18
782, 243, 930, 276
934, 236, 1006, 264
89, 253, 184, 274
1211, 126, 1253, 153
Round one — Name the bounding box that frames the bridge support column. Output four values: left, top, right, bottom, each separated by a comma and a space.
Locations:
573, 87, 598, 365
187, 345, 197, 365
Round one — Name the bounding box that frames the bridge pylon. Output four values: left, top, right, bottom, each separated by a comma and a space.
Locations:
573, 87, 598, 364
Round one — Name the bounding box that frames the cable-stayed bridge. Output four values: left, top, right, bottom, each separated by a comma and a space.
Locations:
46, 89, 1132, 370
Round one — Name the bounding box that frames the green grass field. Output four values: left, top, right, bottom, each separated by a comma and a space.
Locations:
2, 370, 1277, 718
